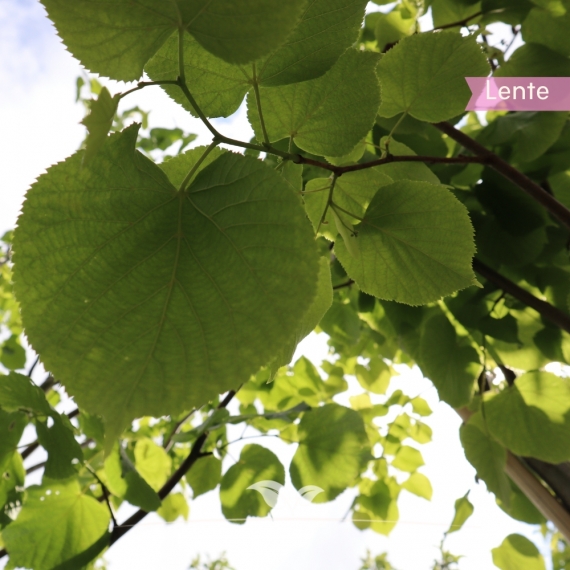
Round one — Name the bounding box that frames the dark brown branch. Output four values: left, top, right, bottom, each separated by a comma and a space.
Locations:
433, 10, 483, 31
109, 390, 237, 546
435, 121, 570, 230
473, 258, 570, 334
333, 280, 355, 290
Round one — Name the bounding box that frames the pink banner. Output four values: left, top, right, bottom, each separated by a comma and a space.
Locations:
465, 77, 570, 111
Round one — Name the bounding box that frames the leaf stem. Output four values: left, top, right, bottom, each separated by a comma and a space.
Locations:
330, 202, 364, 222
120, 80, 180, 100
316, 175, 338, 234
252, 63, 270, 146
178, 140, 219, 192
85, 463, 118, 528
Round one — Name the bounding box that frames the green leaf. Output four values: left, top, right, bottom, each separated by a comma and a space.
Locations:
186, 455, 222, 498
410, 397, 432, 417
484, 371, 570, 463
432, 0, 483, 29
492, 534, 546, 570
13, 127, 319, 440
159, 145, 225, 189
354, 478, 400, 536
145, 34, 250, 119
0, 336, 26, 371
319, 301, 361, 347
2, 477, 110, 570
134, 438, 172, 492
459, 412, 511, 505
378, 32, 490, 122
0, 452, 25, 510
355, 357, 392, 394
391, 445, 424, 472
41, 0, 307, 80
495, 43, 570, 77
157, 492, 189, 523
0, 372, 51, 415
0, 410, 26, 472
290, 403, 370, 502
268, 257, 333, 374
335, 181, 477, 306
220, 444, 285, 523
103, 445, 161, 511
419, 314, 480, 407
401, 472, 432, 500
36, 413, 83, 480
257, 0, 369, 86
249, 49, 380, 157
496, 479, 546, 524
447, 492, 474, 534
374, 8, 416, 51
81, 87, 120, 165
522, 7, 570, 57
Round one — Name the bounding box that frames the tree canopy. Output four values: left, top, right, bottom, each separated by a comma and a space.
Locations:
2, 1, 570, 569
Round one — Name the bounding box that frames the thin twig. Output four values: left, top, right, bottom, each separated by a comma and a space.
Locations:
85, 463, 118, 528
26, 356, 39, 378
163, 408, 196, 452
433, 10, 483, 31
333, 280, 355, 290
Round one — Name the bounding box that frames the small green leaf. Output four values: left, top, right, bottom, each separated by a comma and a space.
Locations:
401, 472, 432, 500
354, 478, 400, 536
0, 372, 51, 415
410, 397, 432, 417
335, 181, 477, 306
378, 32, 490, 122
220, 444, 285, 523
459, 412, 511, 505
2, 477, 110, 570
290, 403, 370, 502
447, 492, 474, 534
0, 410, 26, 472
157, 492, 189, 523
0, 336, 26, 371
81, 87, 120, 165
485, 371, 570, 463
186, 455, 222, 499
355, 357, 392, 395
492, 534, 546, 570
134, 438, 172, 492
249, 49, 380, 157
258, 0, 369, 86
420, 315, 480, 407
35, 413, 83, 479
391, 445, 424, 472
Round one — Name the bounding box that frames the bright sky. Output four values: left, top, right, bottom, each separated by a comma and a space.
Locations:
0, 2, 550, 569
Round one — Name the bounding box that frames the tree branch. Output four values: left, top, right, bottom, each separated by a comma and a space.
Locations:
473, 258, 570, 334
432, 10, 483, 31
109, 390, 237, 546
434, 121, 570, 230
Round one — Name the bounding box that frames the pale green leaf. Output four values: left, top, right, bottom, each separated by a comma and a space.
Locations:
492, 534, 546, 570
391, 445, 424, 472
41, 0, 307, 80
522, 8, 570, 57
134, 438, 172, 492
157, 492, 189, 523
220, 444, 285, 523
401, 472, 432, 500
290, 403, 370, 502
378, 32, 490, 122
249, 49, 380, 157
2, 477, 110, 570
145, 34, 250, 119
257, 0, 369, 86
354, 478, 400, 535
186, 455, 222, 498
13, 127, 319, 440
81, 87, 120, 165
459, 412, 511, 504
447, 492, 474, 534
410, 397, 432, 417
355, 357, 392, 394
485, 371, 570, 463
0, 372, 51, 416
419, 315, 480, 407
335, 181, 477, 306
374, 8, 416, 51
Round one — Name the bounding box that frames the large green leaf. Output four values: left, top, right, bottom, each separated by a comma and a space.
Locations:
2, 477, 110, 570
484, 371, 570, 463
41, 0, 307, 80
145, 34, 250, 119
492, 534, 546, 570
377, 32, 490, 122
257, 0, 368, 86
219, 444, 285, 523
522, 7, 570, 57
459, 412, 511, 504
495, 43, 570, 77
290, 403, 370, 502
13, 126, 319, 440
334, 181, 478, 306
249, 49, 380, 157
419, 315, 480, 407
